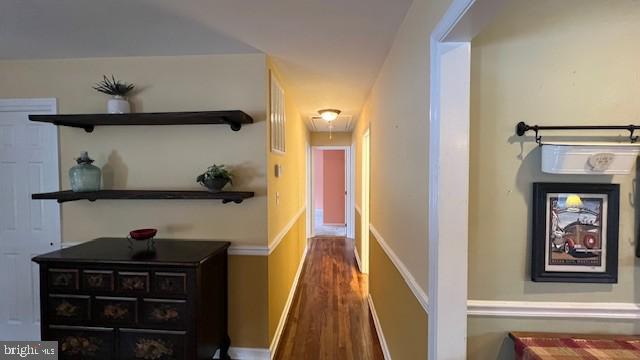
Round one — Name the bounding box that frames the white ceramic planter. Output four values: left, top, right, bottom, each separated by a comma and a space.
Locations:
541, 142, 640, 175
107, 96, 130, 114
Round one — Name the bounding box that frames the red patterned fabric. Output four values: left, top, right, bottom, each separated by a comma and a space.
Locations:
511, 333, 640, 360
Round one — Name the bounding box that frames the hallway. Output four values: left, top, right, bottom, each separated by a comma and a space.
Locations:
275, 237, 384, 360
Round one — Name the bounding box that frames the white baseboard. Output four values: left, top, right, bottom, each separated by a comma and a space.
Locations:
369, 225, 429, 313
468, 300, 640, 319
214, 347, 270, 360
354, 247, 362, 273
368, 294, 392, 360
229, 245, 270, 256
269, 244, 309, 358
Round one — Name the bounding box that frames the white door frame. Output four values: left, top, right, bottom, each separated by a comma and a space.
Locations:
306, 141, 313, 239
308, 145, 354, 238
428, 1, 508, 359
361, 129, 370, 273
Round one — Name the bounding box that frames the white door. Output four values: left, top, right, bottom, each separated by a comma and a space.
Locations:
0, 99, 60, 340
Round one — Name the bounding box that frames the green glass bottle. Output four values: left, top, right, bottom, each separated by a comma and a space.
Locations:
69, 151, 101, 192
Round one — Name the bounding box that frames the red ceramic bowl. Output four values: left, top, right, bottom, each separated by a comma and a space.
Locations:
129, 228, 157, 241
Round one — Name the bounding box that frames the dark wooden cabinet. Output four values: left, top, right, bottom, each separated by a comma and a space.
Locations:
33, 238, 231, 360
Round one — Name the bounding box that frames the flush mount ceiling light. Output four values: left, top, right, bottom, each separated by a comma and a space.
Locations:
318, 109, 341, 122
317, 109, 342, 140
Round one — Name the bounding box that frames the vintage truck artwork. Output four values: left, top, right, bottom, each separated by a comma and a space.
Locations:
547, 193, 605, 270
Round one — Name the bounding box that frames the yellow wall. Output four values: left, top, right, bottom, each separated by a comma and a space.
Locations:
310, 132, 352, 146
229, 256, 269, 347
265, 59, 310, 346
267, 213, 307, 341
469, 0, 640, 357
370, 232, 428, 359
351, 0, 453, 357
0, 54, 273, 348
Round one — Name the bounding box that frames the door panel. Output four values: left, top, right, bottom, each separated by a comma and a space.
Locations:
0, 99, 60, 340
323, 150, 346, 224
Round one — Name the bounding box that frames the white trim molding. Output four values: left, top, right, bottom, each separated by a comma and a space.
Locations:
268, 206, 306, 255
269, 244, 309, 358
215, 347, 270, 360
368, 294, 392, 360
428, 1, 508, 359
354, 247, 362, 272
229, 245, 270, 256
468, 300, 640, 320
369, 225, 429, 313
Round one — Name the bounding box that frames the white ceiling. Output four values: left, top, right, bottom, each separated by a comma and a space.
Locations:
0, 0, 412, 127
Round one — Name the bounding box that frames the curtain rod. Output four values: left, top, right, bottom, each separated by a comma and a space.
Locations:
516, 121, 640, 144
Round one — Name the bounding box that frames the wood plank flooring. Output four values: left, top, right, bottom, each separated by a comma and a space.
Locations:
275, 237, 385, 360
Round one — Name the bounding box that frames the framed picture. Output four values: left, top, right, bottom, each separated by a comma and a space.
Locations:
532, 183, 619, 283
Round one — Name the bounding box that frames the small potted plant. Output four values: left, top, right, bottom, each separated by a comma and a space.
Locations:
93, 75, 135, 114
197, 165, 233, 192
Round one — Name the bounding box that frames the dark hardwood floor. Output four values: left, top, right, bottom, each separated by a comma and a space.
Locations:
275, 237, 385, 360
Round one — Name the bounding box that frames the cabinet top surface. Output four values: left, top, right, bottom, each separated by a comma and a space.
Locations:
33, 238, 230, 266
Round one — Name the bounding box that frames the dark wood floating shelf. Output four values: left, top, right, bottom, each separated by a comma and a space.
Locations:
32, 190, 254, 204
29, 110, 253, 132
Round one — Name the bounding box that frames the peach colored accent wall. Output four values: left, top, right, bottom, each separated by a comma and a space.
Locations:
312, 149, 324, 210
323, 150, 345, 224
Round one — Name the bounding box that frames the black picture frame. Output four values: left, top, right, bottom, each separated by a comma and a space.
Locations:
532, 183, 619, 283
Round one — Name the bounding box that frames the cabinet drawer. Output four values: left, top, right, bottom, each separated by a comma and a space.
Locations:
48, 295, 90, 323
83, 270, 114, 292
49, 325, 115, 360
153, 272, 187, 295
48, 269, 79, 291
141, 299, 187, 329
117, 272, 149, 293
118, 328, 186, 360
92, 297, 137, 325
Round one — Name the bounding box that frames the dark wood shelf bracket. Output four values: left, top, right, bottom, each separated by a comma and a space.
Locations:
54, 121, 95, 133
222, 117, 242, 131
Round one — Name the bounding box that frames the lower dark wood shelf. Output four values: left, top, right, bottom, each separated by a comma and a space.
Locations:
32, 190, 254, 204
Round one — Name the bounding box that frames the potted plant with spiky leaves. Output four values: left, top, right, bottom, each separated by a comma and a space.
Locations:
93, 75, 135, 114
197, 165, 233, 192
